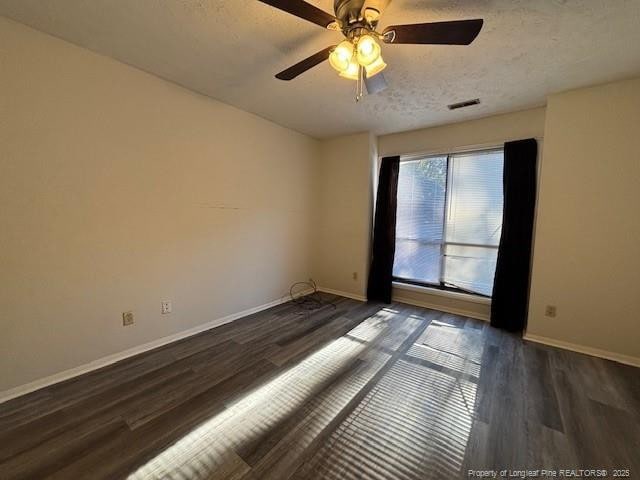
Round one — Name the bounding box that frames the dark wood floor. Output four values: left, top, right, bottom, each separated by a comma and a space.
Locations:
1, 295, 639, 479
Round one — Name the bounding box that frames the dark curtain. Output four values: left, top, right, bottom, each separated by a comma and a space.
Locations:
367, 156, 400, 304
491, 139, 538, 331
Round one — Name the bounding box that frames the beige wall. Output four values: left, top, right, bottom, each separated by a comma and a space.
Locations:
313, 133, 375, 299
378, 107, 547, 158
527, 78, 640, 360
392, 284, 492, 321
0, 18, 319, 393
377, 108, 546, 317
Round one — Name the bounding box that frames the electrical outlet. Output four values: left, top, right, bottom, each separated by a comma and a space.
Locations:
545, 305, 557, 318
122, 311, 134, 326
352, 272, 358, 281
161, 301, 172, 314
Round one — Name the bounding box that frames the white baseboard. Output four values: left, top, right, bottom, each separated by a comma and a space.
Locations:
0, 294, 297, 405
392, 295, 490, 322
317, 286, 367, 302
523, 333, 640, 368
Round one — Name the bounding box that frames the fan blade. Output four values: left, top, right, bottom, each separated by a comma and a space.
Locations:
383, 19, 483, 45
365, 72, 388, 94
257, 0, 337, 29
275, 46, 336, 80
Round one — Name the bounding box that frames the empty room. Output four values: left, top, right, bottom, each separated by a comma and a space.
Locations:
1, 1, 639, 479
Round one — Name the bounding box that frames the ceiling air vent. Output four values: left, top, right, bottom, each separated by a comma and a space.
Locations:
448, 98, 481, 110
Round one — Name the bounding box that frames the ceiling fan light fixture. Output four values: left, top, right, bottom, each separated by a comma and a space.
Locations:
329, 40, 354, 73
339, 58, 360, 80
262, 0, 484, 102
356, 34, 381, 67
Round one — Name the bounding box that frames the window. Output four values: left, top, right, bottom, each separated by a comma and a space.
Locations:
393, 149, 504, 297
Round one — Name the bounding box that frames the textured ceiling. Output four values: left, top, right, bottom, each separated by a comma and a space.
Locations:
1, 0, 640, 138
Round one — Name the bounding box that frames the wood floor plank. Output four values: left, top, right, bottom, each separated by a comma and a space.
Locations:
0, 348, 177, 432
0, 418, 128, 480
0, 363, 194, 462
482, 332, 529, 471
267, 315, 360, 367
124, 345, 277, 430
522, 342, 565, 432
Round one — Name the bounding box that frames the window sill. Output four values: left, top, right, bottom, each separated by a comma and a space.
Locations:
392, 281, 491, 305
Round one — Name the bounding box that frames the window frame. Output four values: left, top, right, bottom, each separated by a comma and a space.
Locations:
392, 147, 504, 298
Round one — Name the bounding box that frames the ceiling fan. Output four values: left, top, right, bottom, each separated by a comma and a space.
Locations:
258, 0, 483, 101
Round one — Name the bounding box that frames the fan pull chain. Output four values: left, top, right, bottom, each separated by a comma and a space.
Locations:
356, 65, 364, 102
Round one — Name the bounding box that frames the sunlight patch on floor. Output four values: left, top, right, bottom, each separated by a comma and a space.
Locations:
128, 312, 394, 480
301, 360, 480, 480
294, 317, 484, 480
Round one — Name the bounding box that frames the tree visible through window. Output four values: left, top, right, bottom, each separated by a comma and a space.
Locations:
393, 149, 504, 296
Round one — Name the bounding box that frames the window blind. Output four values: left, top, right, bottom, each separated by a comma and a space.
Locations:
393, 156, 447, 285
393, 149, 504, 297
443, 150, 504, 295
